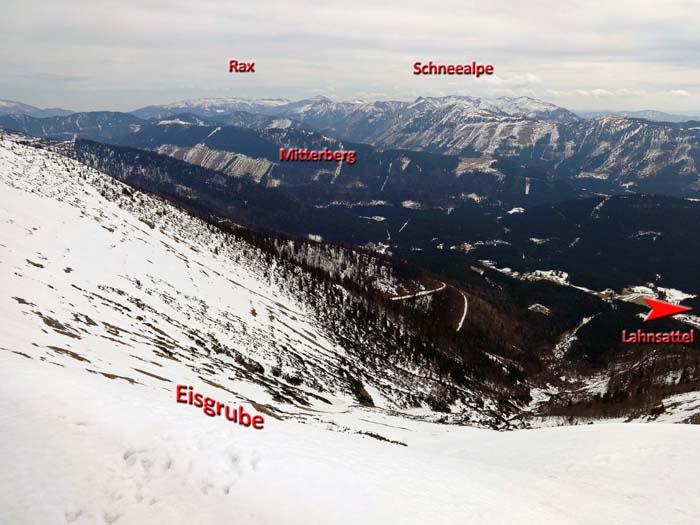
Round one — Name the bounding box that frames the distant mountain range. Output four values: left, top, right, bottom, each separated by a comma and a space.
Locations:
4, 95, 700, 125
0, 99, 74, 118
0, 109, 583, 214
130, 95, 579, 122
131, 95, 581, 144
131, 97, 292, 119
2, 95, 700, 200
124, 98, 700, 197
576, 109, 700, 123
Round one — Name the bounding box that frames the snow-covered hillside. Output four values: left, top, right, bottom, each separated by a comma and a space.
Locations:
2, 132, 700, 524
2, 132, 496, 418
0, 134, 360, 413
4, 359, 700, 524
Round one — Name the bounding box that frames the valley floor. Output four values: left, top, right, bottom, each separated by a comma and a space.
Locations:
1, 351, 699, 525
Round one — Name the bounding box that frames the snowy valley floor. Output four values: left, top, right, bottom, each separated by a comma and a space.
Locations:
1, 353, 700, 525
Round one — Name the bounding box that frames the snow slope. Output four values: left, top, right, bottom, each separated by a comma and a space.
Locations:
2, 132, 700, 524
0, 134, 367, 413
2, 354, 700, 524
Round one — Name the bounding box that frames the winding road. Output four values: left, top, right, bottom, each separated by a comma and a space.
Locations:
456, 291, 469, 332
390, 281, 447, 301
390, 282, 469, 332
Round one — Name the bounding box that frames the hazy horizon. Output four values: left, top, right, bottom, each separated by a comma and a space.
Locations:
3, 0, 699, 113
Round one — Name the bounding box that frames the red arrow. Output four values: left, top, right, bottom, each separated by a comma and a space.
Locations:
643, 298, 692, 322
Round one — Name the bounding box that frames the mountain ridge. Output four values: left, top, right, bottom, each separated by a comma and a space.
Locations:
0, 99, 74, 118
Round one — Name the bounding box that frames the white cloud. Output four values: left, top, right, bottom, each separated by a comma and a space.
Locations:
574, 88, 646, 98
488, 74, 543, 87
615, 88, 647, 96
576, 89, 613, 97
669, 89, 691, 97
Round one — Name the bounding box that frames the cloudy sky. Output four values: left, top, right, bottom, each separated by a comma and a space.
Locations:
2, 0, 699, 112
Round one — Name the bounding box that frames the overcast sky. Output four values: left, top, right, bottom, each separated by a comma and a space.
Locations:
2, 0, 700, 112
